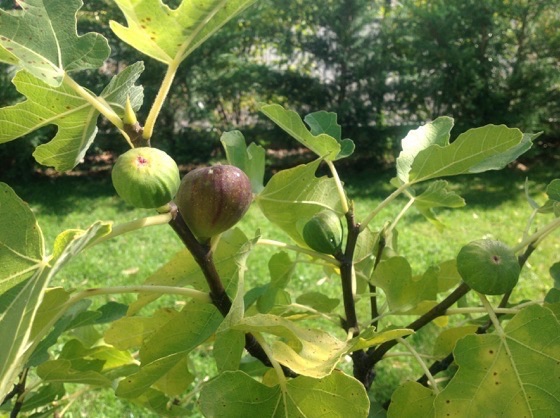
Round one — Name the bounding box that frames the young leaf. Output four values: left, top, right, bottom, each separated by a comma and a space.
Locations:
221, 130, 266, 193
260, 104, 341, 160
199, 370, 370, 418
0, 62, 144, 171
304, 111, 355, 160
110, 0, 257, 64
0, 0, 110, 86
256, 159, 343, 244
434, 305, 560, 416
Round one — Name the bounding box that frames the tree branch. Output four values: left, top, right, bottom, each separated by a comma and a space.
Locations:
168, 203, 296, 377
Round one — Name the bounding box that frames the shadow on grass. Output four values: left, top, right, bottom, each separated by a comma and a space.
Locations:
341, 163, 557, 209
4, 173, 121, 216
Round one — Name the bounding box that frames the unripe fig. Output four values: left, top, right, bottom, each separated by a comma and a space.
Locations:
175, 165, 253, 241
302, 210, 343, 255
457, 239, 520, 295
111, 147, 180, 209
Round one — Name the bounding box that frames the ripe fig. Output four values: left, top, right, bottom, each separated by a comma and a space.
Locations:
302, 210, 343, 255
456, 239, 520, 295
175, 165, 253, 241
111, 147, 180, 209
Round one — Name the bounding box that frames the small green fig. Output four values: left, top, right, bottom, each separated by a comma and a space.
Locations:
302, 210, 343, 255
456, 239, 520, 295
111, 147, 180, 209
175, 165, 253, 241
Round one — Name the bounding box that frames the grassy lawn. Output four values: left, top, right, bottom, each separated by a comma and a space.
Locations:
3, 163, 558, 416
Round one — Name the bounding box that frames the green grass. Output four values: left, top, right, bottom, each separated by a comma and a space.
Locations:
3, 164, 559, 416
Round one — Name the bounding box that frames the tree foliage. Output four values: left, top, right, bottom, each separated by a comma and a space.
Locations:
1, 1, 560, 417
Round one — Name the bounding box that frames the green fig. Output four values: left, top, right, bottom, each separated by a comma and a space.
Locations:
302, 210, 343, 255
175, 165, 253, 241
111, 147, 180, 209
456, 239, 520, 295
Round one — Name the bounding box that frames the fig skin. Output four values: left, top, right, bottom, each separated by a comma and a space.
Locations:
175, 165, 253, 242
302, 210, 343, 255
111, 147, 180, 209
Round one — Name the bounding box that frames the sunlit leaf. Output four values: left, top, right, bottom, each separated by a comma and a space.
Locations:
396, 116, 454, 184
199, 370, 370, 417
105, 308, 178, 350
0, 0, 109, 86
388, 381, 435, 418
233, 314, 347, 378
432, 325, 478, 359
128, 228, 248, 314
119, 230, 254, 398
256, 159, 343, 244
0, 183, 44, 293
110, 0, 257, 64
260, 104, 341, 160
0, 62, 144, 171
0, 184, 110, 399
434, 305, 560, 416
410, 125, 531, 183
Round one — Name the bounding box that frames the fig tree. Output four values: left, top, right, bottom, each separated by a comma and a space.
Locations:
175, 165, 253, 241
111, 147, 180, 209
303, 210, 343, 255
456, 239, 520, 295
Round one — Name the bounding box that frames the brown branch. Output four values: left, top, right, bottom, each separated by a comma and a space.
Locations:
366, 282, 471, 369
168, 203, 296, 377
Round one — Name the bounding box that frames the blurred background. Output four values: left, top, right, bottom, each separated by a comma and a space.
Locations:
1, 0, 559, 179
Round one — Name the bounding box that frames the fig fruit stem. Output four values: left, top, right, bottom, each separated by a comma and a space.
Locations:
168, 203, 297, 377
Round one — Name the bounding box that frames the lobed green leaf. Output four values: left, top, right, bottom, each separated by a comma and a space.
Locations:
199, 370, 370, 417
0, 0, 110, 86
110, 0, 257, 64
